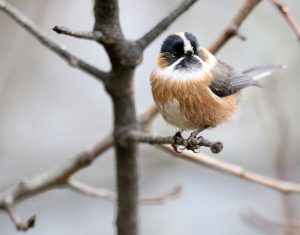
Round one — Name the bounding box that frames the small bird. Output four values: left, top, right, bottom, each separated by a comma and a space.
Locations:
150, 32, 283, 152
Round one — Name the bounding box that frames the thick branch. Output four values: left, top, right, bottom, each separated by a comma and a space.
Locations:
53, 26, 104, 41
269, 0, 300, 41
0, 0, 108, 82
93, 0, 123, 42
158, 144, 300, 194
136, 0, 199, 49
93, 2, 141, 234
208, 0, 262, 54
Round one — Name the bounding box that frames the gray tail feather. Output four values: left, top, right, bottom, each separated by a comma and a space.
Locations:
242, 64, 286, 81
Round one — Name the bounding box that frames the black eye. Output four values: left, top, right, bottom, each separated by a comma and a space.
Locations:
171, 52, 177, 57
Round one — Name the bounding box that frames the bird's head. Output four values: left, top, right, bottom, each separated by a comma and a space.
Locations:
153, 32, 217, 81
157, 32, 204, 70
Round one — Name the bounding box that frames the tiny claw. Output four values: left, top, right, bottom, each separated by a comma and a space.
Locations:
178, 145, 186, 152
191, 148, 201, 153
171, 131, 184, 153
172, 145, 185, 153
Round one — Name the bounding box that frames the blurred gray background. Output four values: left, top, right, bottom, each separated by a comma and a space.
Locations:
0, 0, 300, 234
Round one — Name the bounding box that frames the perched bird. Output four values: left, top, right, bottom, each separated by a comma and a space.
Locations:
150, 32, 283, 152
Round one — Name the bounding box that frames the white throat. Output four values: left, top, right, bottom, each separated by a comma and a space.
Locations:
155, 55, 217, 81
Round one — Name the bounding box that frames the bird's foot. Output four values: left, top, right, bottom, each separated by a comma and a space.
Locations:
171, 130, 223, 154
185, 131, 204, 153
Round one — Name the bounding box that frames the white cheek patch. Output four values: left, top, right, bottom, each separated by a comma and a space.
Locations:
155, 55, 217, 81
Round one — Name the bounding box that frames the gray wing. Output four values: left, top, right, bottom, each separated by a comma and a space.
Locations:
209, 62, 284, 97
209, 61, 255, 97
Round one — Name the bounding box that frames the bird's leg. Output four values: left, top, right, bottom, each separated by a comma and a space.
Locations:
189, 129, 204, 139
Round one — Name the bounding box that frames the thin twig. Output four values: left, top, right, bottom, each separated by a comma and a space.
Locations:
270, 0, 300, 41
0, 0, 108, 82
68, 179, 116, 201
136, 0, 199, 49
140, 185, 182, 205
243, 210, 300, 234
68, 179, 182, 205
3, 205, 36, 231
53, 26, 104, 41
158, 144, 300, 194
208, 0, 262, 54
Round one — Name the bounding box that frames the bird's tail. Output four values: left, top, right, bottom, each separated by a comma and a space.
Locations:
242, 65, 286, 83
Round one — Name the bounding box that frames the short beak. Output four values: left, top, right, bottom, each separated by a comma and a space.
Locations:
186, 50, 193, 57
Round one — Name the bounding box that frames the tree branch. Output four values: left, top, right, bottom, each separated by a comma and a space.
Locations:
243, 210, 300, 234
2, 205, 35, 231
0, 136, 112, 230
0, 0, 108, 82
124, 131, 223, 154
68, 179, 116, 201
0, 105, 159, 231
2, 0, 299, 233
93, 0, 124, 48
2, 105, 300, 231
158, 144, 300, 194
136, 0, 199, 49
52, 26, 104, 41
208, 0, 262, 54
139, 185, 182, 205
269, 0, 300, 41
68, 179, 182, 205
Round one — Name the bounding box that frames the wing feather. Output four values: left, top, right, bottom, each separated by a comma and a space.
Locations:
209, 61, 255, 97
